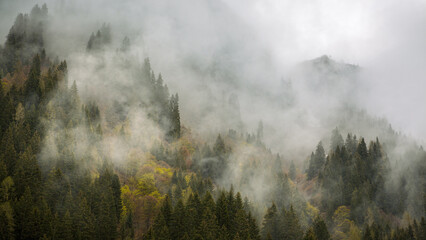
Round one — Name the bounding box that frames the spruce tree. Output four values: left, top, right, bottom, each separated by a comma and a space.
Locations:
2, 134, 17, 176
57, 210, 73, 240
75, 197, 95, 240
0, 203, 15, 240
307, 142, 325, 180
313, 216, 330, 240
330, 128, 344, 151
280, 205, 303, 240
15, 187, 37, 239
96, 190, 118, 240
357, 138, 368, 161
171, 199, 186, 240
25, 54, 42, 99
216, 191, 230, 230
247, 212, 260, 240
152, 211, 170, 240
199, 208, 219, 240
13, 147, 41, 198
289, 161, 296, 181
261, 203, 278, 239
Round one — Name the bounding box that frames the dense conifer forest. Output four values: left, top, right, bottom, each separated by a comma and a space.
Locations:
0, 3, 425, 240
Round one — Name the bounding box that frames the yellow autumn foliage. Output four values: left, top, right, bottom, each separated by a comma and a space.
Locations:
135, 173, 157, 196
305, 201, 320, 221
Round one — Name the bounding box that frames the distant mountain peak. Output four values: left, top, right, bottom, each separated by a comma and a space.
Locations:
314, 55, 332, 63
304, 55, 359, 73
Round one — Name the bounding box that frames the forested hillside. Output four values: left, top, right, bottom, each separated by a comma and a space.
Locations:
0, 3, 425, 240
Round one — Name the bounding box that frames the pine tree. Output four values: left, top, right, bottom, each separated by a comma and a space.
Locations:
330, 128, 344, 151
280, 205, 303, 240
160, 195, 172, 229
0, 202, 15, 240
75, 197, 95, 240
289, 161, 296, 181
70, 80, 80, 108
214, 134, 226, 156
314, 142, 326, 171
38, 197, 53, 238
25, 54, 42, 99
15, 187, 38, 239
124, 209, 135, 239
233, 192, 249, 239
202, 191, 216, 212
13, 146, 41, 198
0, 161, 7, 183
0, 78, 13, 136
199, 208, 219, 240
313, 216, 330, 240
357, 138, 368, 161
57, 210, 73, 240
43, 168, 70, 211
2, 132, 17, 176
167, 93, 181, 140
261, 203, 279, 239
307, 142, 325, 180
170, 199, 187, 240
345, 134, 357, 154
307, 152, 316, 180
152, 211, 170, 240
111, 173, 122, 221
211, 134, 228, 179
96, 190, 118, 240
216, 191, 230, 230
247, 212, 260, 240
226, 188, 236, 238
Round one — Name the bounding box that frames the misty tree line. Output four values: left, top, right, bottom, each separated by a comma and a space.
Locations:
303, 128, 426, 239
0, 4, 47, 74
307, 128, 425, 219
144, 189, 261, 240
0, 3, 425, 240
261, 201, 338, 240
149, 122, 425, 239
86, 24, 181, 141
0, 49, 124, 239
0, 4, 182, 239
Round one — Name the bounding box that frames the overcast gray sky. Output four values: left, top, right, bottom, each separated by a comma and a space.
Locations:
224, 0, 426, 142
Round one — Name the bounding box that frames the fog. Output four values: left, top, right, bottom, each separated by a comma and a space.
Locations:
1, 0, 425, 157
231, 0, 426, 145
1, 0, 425, 229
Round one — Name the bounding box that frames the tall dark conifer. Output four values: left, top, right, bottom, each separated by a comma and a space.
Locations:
25, 54, 42, 99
